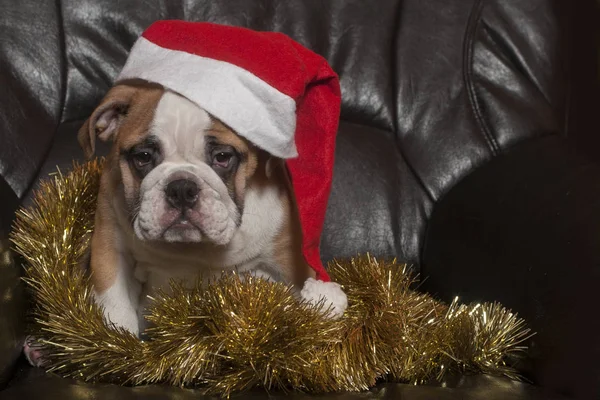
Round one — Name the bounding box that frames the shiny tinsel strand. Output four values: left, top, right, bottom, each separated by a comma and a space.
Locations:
144, 274, 342, 396
327, 255, 451, 387
10, 160, 534, 395
11, 161, 150, 383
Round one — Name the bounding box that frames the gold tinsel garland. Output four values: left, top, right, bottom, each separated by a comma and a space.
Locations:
10, 161, 533, 396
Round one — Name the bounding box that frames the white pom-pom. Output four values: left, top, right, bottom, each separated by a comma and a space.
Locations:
300, 278, 348, 318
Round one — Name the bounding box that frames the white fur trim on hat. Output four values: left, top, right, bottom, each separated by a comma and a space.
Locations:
300, 278, 348, 318
116, 37, 298, 159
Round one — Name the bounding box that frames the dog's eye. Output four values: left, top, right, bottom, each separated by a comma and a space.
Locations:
213, 152, 233, 168
132, 152, 152, 168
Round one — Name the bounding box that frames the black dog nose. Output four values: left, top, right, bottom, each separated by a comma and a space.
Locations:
165, 179, 199, 209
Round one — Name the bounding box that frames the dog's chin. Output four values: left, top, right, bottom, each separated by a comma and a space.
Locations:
162, 223, 203, 243
133, 218, 203, 243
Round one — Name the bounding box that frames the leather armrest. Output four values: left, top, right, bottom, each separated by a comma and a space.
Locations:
0, 0, 63, 386
0, 0, 64, 199
0, 179, 25, 389
422, 135, 600, 399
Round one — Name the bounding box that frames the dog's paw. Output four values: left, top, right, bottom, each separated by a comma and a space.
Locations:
23, 336, 46, 367
94, 291, 141, 337
104, 309, 140, 337
97, 301, 140, 336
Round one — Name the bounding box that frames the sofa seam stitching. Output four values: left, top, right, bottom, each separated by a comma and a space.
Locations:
55, 0, 68, 124
463, 0, 500, 156
390, 2, 435, 206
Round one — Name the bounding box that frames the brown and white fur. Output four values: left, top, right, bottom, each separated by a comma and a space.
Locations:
78, 80, 314, 336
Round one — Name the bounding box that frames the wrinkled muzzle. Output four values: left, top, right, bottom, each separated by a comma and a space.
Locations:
133, 162, 240, 244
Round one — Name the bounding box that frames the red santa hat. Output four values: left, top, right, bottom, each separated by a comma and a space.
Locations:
116, 21, 347, 317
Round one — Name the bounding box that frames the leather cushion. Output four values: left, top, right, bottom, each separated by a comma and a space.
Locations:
2, 360, 567, 400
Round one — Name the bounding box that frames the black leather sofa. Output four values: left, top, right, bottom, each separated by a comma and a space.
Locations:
1, 1, 599, 399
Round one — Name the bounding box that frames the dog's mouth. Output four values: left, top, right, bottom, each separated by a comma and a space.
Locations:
156, 211, 204, 243
167, 214, 199, 231
162, 209, 202, 231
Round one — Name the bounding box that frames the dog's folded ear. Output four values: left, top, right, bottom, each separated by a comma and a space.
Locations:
77, 84, 138, 159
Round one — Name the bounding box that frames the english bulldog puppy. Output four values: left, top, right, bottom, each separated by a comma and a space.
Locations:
77, 80, 314, 336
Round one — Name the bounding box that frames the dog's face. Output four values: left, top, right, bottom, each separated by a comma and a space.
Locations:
78, 82, 262, 245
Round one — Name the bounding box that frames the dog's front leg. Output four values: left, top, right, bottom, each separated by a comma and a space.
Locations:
90, 195, 142, 336
93, 255, 142, 336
